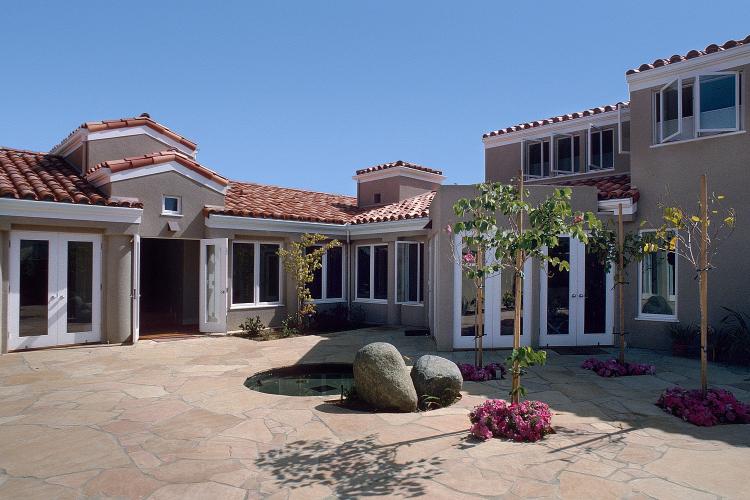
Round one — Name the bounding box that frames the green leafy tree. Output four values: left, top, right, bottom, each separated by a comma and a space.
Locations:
277, 233, 341, 330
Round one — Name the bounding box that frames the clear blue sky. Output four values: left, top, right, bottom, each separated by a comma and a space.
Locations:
2, 1, 749, 195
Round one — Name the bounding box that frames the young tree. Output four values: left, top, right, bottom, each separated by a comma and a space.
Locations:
648, 174, 735, 394
278, 233, 341, 329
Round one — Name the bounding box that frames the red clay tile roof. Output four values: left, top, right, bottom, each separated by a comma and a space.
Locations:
350, 191, 435, 225
355, 160, 443, 176
553, 174, 639, 202
83, 114, 197, 150
483, 102, 629, 139
92, 150, 229, 186
0, 147, 141, 207
626, 34, 750, 75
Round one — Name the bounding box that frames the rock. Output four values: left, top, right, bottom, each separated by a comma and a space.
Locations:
410, 355, 463, 400
353, 343, 418, 412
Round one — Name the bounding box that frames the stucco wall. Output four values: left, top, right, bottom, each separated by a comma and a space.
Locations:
86, 134, 177, 173
357, 176, 440, 207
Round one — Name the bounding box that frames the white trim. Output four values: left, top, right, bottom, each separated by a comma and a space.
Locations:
353, 166, 445, 184
355, 243, 389, 301
199, 238, 229, 333
229, 240, 284, 309
205, 214, 430, 236
51, 125, 196, 157
348, 218, 429, 235
483, 108, 627, 148
161, 195, 182, 216
627, 43, 750, 92
696, 71, 741, 134
0, 198, 142, 224
395, 241, 424, 305
308, 245, 346, 302
597, 198, 637, 216
636, 229, 678, 322
87, 161, 227, 195
649, 129, 746, 148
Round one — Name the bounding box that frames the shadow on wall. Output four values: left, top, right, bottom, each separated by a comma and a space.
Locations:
255, 433, 445, 498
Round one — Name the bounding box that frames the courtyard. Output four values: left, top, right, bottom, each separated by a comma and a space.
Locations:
0, 327, 748, 499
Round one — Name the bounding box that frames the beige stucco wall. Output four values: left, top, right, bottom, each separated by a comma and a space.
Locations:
86, 135, 178, 173
357, 176, 440, 207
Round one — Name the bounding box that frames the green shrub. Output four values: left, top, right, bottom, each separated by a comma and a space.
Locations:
718, 307, 750, 365
281, 316, 300, 337
239, 316, 266, 337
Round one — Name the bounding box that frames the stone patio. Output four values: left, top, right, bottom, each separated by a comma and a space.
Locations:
0, 327, 748, 499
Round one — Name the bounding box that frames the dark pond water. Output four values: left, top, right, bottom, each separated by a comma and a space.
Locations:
244, 363, 355, 397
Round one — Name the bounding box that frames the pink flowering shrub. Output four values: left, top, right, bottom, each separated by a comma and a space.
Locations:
469, 399, 553, 442
656, 386, 750, 426
581, 358, 655, 377
456, 362, 506, 381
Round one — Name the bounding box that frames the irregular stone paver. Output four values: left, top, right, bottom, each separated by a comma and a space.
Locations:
0, 327, 748, 498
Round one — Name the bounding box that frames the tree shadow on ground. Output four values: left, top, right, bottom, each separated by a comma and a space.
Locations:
255, 434, 446, 498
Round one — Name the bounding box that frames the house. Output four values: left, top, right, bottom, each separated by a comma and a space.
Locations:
1, 34, 748, 353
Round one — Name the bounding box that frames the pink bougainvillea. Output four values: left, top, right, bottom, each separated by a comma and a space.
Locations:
656, 386, 750, 427
456, 363, 506, 382
462, 251, 476, 264
581, 357, 655, 377
469, 399, 553, 442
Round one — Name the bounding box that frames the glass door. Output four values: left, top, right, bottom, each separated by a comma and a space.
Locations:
58, 234, 102, 345
199, 238, 228, 333
576, 244, 614, 344
484, 259, 532, 348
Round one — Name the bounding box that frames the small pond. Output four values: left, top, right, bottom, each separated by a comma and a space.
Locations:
245, 363, 354, 397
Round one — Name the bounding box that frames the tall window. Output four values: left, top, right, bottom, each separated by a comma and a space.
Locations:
588, 129, 614, 170
307, 245, 344, 301
396, 242, 423, 303
554, 135, 581, 174
356, 244, 388, 301
231, 242, 282, 306
638, 231, 677, 319
525, 140, 549, 178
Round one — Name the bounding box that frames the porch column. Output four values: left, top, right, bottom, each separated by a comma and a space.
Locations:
104, 235, 132, 344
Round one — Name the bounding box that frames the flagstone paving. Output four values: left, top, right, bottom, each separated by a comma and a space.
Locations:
0, 327, 748, 499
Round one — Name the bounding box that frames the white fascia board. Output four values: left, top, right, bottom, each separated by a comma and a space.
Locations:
0, 198, 142, 224
88, 161, 227, 195
51, 126, 196, 158
206, 215, 350, 235
347, 218, 429, 235
597, 198, 637, 215
353, 167, 446, 184
50, 128, 87, 157
627, 44, 750, 92
482, 109, 627, 149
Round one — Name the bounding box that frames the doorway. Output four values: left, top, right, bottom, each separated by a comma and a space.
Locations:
540, 236, 614, 346
139, 238, 199, 336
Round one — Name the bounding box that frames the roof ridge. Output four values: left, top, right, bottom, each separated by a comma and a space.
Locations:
355, 160, 443, 176
627, 34, 750, 75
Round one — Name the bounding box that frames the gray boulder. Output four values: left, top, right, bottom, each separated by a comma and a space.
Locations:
410, 355, 463, 400
353, 342, 418, 412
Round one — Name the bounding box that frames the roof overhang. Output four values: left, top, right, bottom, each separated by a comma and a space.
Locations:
87, 160, 228, 195
353, 167, 445, 184
51, 125, 196, 158
205, 213, 430, 236
0, 198, 142, 224
597, 197, 637, 217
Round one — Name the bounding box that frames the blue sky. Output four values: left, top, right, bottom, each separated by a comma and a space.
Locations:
2, 1, 749, 195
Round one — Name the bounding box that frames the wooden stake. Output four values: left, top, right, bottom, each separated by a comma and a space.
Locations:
512, 171, 524, 404
477, 248, 484, 368
699, 174, 709, 394
618, 203, 625, 365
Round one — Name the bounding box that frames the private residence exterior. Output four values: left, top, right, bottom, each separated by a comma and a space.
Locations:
1, 34, 748, 354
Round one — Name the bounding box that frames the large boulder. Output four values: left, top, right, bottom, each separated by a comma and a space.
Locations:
353, 343, 418, 412
410, 355, 463, 400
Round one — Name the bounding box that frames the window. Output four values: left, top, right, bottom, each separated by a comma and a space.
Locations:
231, 241, 282, 306
638, 231, 677, 319
588, 128, 614, 170
306, 245, 344, 301
396, 242, 423, 303
554, 135, 581, 175
655, 72, 740, 143
525, 140, 550, 178
162, 195, 181, 215
373, 193, 381, 204
356, 244, 388, 301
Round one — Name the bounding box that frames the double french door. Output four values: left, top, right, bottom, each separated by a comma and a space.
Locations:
9, 231, 102, 350
540, 236, 613, 346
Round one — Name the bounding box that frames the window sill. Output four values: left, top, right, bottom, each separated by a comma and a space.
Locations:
525, 167, 615, 182
651, 130, 745, 149
310, 298, 346, 304
635, 315, 679, 323
354, 299, 388, 305
160, 213, 183, 218
230, 303, 284, 310
397, 302, 424, 307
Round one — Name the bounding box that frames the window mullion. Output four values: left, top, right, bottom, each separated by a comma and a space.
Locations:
369, 245, 375, 300
321, 251, 328, 300
254, 242, 260, 306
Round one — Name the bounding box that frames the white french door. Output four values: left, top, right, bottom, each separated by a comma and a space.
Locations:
8, 231, 102, 350
540, 236, 613, 346
199, 238, 228, 333
131, 234, 141, 343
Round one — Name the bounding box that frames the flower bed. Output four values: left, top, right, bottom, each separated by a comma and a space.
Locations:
469, 399, 552, 442
656, 386, 750, 426
581, 358, 655, 377
456, 363, 506, 382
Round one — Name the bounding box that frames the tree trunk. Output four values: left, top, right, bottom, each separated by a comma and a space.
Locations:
699, 174, 709, 394
511, 172, 524, 404
618, 203, 626, 365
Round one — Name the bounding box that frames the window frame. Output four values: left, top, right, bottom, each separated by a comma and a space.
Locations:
395, 241, 424, 305
636, 230, 678, 322
695, 71, 741, 134
230, 240, 283, 309
523, 138, 550, 179
355, 243, 389, 303
587, 126, 615, 170
307, 245, 346, 303
552, 134, 580, 176
161, 195, 182, 216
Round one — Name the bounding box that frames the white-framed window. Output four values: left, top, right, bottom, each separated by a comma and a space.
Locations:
588, 127, 615, 170
162, 195, 182, 215
306, 245, 345, 301
231, 241, 282, 307
396, 241, 423, 304
524, 139, 550, 179
637, 230, 677, 321
553, 135, 581, 175
356, 244, 388, 302
654, 71, 740, 144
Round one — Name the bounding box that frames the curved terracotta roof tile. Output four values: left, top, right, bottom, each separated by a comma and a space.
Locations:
355, 160, 443, 176
626, 34, 750, 75
0, 147, 142, 208
553, 174, 639, 202
350, 191, 434, 225
92, 150, 229, 186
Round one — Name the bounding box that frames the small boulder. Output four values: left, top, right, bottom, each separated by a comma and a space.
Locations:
353, 343, 418, 412
410, 355, 463, 400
